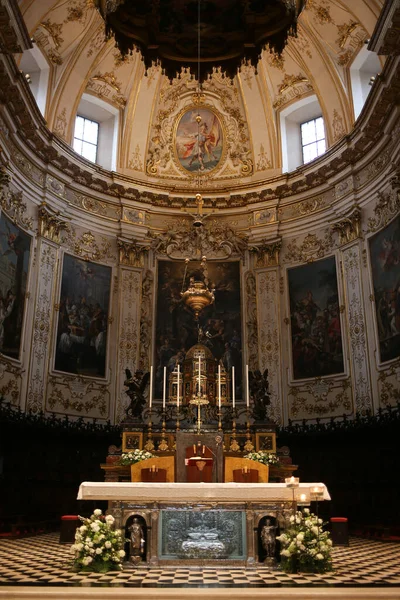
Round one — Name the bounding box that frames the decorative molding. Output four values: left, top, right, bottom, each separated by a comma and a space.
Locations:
117, 238, 147, 267
65, 227, 115, 262
331, 206, 362, 245
288, 378, 352, 419
0, 359, 22, 404
367, 189, 400, 232
377, 360, 400, 407
245, 271, 259, 374
283, 231, 336, 264
27, 242, 58, 413
47, 374, 109, 416
250, 238, 282, 268
256, 270, 282, 424
38, 203, 68, 244
342, 245, 373, 414
0, 188, 33, 230
138, 269, 154, 372
149, 218, 248, 260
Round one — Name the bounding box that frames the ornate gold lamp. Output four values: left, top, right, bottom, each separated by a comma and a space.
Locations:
180, 256, 215, 321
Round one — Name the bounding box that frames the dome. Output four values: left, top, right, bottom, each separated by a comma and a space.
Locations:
185, 343, 214, 361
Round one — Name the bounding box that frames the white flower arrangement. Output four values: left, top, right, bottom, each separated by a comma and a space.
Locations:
276, 508, 332, 573
71, 509, 126, 572
118, 449, 154, 466
243, 451, 280, 467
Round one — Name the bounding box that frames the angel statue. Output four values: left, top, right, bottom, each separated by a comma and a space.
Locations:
124, 368, 150, 420
249, 368, 271, 422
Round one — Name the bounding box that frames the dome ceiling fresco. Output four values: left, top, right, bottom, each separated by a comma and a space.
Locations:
18, 0, 384, 193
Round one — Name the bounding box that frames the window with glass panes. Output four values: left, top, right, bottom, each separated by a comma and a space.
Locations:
300, 117, 326, 164
73, 116, 99, 163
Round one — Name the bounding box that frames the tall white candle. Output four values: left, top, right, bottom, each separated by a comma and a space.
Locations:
246, 364, 249, 408
232, 366, 235, 409
177, 364, 180, 408
163, 366, 167, 410
149, 365, 153, 409
198, 355, 201, 397
218, 363, 221, 408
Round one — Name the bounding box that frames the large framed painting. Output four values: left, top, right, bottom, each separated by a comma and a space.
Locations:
288, 256, 344, 380
54, 253, 111, 378
155, 260, 242, 399
0, 212, 31, 359
174, 107, 223, 174
368, 214, 400, 363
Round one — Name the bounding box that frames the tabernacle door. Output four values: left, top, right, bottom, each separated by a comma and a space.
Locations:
175, 432, 224, 482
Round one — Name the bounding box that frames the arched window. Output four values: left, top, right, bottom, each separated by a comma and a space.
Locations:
73, 94, 119, 171
280, 95, 326, 173
19, 45, 50, 117
350, 45, 381, 120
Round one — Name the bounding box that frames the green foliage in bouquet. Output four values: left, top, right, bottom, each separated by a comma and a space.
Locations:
276, 508, 333, 574
71, 509, 126, 573
118, 449, 154, 466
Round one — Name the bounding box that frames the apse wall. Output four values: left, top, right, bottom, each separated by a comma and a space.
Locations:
0, 14, 399, 427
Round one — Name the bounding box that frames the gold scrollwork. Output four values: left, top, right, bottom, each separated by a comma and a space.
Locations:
117, 238, 148, 267
0, 189, 33, 230
368, 190, 400, 232
38, 203, 68, 244
283, 231, 335, 264
250, 238, 282, 268
331, 206, 362, 245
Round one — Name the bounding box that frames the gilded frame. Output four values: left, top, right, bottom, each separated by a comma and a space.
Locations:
255, 432, 276, 453
122, 431, 143, 452
173, 105, 226, 176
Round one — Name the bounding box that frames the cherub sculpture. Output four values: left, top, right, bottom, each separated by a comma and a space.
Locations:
249, 368, 271, 421
124, 368, 150, 419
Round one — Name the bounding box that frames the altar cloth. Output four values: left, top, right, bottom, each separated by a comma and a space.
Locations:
77, 481, 330, 502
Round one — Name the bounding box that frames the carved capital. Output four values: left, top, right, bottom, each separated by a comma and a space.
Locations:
250, 238, 282, 268
117, 238, 148, 267
331, 206, 362, 245
38, 203, 68, 243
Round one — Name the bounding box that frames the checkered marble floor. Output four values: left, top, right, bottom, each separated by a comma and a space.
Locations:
0, 533, 400, 588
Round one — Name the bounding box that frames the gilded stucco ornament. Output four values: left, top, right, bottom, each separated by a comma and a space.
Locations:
288, 378, 352, 418
0, 188, 33, 230
38, 203, 69, 244
138, 270, 154, 372
65, 227, 114, 262
283, 231, 336, 264
47, 374, 109, 415
149, 217, 247, 260
117, 238, 147, 267
368, 189, 400, 233
378, 361, 400, 407
331, 206, 362, 245
250, 239, 282, 268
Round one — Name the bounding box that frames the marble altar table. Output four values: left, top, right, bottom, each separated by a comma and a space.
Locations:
77, 482, 330, 567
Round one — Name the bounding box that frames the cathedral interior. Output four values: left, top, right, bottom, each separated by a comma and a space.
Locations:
0, 0, 400, 596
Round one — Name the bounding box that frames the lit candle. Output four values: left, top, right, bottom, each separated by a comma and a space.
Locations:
300, 494, 307, 502
163, 366, 167, 410
246, 364, 249, 408
193, 444, 196, 454
202, 445, 205, 455
198, 355, 201, 396
218, 363, 221, 408
232, 366, 235, 409
149, 365, 153, 409
177, 364, 180, 408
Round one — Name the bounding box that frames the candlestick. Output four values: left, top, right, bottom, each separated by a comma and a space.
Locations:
149, 365, 153, 409
163, 366, 166, 410
246, 364, 249, 408
177, 365, 180, 408
198, 355, 201, 397
218, 363, 221, 408
232, 366, 235, 409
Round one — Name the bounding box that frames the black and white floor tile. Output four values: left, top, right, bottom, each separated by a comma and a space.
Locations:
0, 533, 400, 588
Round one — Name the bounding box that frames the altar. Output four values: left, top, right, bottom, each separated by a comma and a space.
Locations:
77, 481, 330, 566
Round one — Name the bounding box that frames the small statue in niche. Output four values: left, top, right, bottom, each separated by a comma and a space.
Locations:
124, 368, 150, 419
261, 517, 278, 564
249, 368, 271, 421
129, 517, 145, 564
